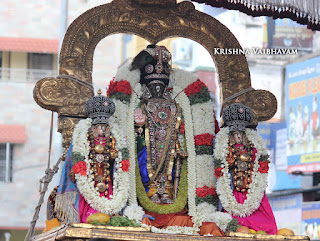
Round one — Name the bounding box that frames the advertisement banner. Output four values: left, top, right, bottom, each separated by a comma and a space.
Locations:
302, 202, 320, 239
257, 122, 301, 191
286, 56, 320, 174
272, 19, 313, 50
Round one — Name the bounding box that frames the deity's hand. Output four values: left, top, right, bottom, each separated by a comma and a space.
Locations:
110, 149, 118, 159
69, 169, 75, 183
134, 108, 146, 126
178, 150, 188, 158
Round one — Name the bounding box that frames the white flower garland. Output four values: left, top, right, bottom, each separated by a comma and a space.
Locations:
73, 118, 130, 215
214, 127, 269, 218
196, 202, 232, 232
123, 204, 145, 222
172, 86, 197, 218
190, 101, 215, 136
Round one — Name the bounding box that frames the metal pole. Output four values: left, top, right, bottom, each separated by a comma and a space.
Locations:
5, 143, 10, 182
58, 0, 68, 73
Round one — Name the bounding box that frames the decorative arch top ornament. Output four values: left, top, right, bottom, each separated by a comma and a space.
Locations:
33, 0, 277, 152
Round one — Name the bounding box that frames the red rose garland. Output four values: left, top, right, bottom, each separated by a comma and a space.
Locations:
179, 122, 185, 134
214, 167, 223, 179
194, 133, 214, 146
120, 159, 130, 172
258, 161, 269, 173
196, 186, 217, 198
107, 79, 132, 96
72, 161, 87, 176
184, 79, 206, 97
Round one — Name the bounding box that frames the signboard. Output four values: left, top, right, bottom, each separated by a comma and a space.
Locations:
286, 56, 320, 174
302, 202, 320, 239
269, 194, 303, 235
257, 122, 301, 191
273, 19, 313, 50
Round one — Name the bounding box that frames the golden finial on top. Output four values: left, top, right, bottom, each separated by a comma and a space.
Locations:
97, 89, 102, 95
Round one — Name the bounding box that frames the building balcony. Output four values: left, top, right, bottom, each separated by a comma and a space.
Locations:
0, 67, 56, 83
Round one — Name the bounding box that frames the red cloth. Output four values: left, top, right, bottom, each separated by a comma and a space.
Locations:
232, 192, 278, 234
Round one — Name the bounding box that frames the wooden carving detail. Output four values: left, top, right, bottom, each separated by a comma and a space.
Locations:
33, 0, 277, 152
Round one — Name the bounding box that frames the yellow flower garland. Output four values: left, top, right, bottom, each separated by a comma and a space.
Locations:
135, 156, 188, 214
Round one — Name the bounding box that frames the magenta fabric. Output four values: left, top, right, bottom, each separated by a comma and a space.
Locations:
78, 180, 113, 223
232, 191, 278, 234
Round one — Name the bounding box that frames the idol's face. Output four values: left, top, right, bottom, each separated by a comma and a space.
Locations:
92, 124, 107, 137
147, 80, 166, 98
233, 131, 244, 144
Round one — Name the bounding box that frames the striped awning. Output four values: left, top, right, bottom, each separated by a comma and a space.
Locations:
0, 37, 58, 53
0, 125, 27, 143
192, 0, 320, 31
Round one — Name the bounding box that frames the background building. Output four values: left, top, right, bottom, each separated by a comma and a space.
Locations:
0, 1, 122, 240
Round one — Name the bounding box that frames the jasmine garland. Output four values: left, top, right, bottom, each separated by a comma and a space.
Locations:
214, 127, 269, 218
73, 118, 130, 215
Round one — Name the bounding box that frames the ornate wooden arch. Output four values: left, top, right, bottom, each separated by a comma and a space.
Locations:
33, 0, 277, 155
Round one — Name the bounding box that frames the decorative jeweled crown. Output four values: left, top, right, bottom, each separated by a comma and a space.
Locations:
222, 103, 254, 132
85, 90, 115, 124
130, 45, 172, 85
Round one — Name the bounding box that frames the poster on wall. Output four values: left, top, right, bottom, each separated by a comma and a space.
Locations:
286, 56, 320, 174
302, 202, 320, 239
257, 122, 301, 191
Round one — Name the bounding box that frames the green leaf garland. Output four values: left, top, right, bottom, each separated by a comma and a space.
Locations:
135, 157, 188, 214
195, 145, 213, 155
109, 92, 131, 104
71, 152, 84, 165
225, 218, 240, 232
188, 87, 211, 105
195, 196, 219, 207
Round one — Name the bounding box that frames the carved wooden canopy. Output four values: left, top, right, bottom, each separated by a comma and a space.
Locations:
33, 0, 277, 154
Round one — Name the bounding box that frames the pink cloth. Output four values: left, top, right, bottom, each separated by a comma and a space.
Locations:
232, 191, 278, 234
79, 180, 113, 223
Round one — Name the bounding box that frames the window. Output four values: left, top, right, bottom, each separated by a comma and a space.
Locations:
28, 53, 53, 70
0, 143, 14, 182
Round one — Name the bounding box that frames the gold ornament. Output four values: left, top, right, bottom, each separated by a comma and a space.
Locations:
97, 183, 107, 193
239, 153, 250, 162
94, 144, 105, 154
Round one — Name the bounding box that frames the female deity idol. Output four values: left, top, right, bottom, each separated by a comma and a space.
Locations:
54, 91, 131, 223
107, 45, 238, 235
213, 103, 278, 234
